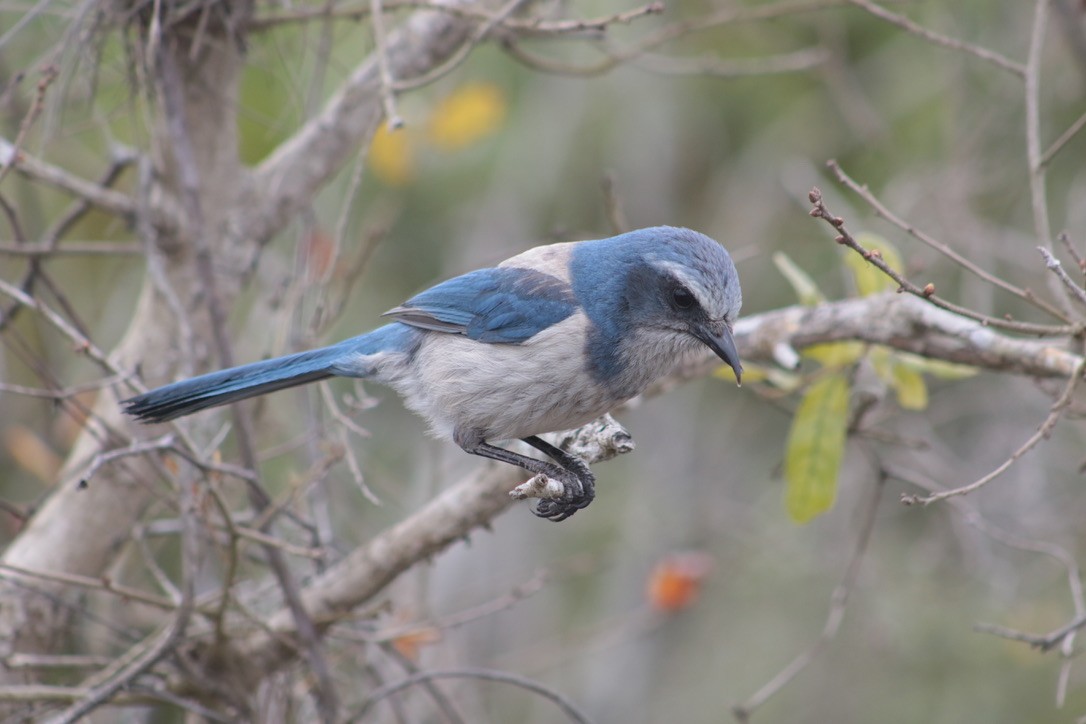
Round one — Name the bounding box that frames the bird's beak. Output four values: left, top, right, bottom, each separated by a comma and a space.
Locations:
694, 322, 743, 386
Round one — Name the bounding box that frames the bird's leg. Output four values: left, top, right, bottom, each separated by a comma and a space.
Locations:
520, 435, 595, 520
454, 429, 594, 521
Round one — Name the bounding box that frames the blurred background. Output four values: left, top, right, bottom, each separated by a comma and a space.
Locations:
3, 1, 1086, 721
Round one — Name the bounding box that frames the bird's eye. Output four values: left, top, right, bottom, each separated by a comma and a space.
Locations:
671, 286, 696, 310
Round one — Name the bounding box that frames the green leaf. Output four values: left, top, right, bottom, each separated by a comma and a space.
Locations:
773, 252, 826, 306
802, 342, 865, 369
844, 233, 905, 296
784, 374, 850, 523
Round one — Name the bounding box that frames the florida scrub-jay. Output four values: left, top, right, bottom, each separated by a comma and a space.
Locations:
124, 226, 743, 521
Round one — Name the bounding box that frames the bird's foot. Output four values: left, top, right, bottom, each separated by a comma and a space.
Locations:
531, 470, 595, 522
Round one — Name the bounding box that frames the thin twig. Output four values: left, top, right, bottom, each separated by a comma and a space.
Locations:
826, 160, 1070, 322
1024, 0, 1053, 249
845, 0, 1024, 77
1038, 107, 1086, 169
0, 64, 57, 188
1038, 247, 1086, 309
0, 562, 176, 612
0, 241, 142, 256
0, 138, 140, 219
733, 472, 886, 721
378, 644, 469, 724
355, 667, 595, 724
249, 0, 663, 36
503, 0, 848, 77
807, 186, 1078, 336
600, 172, 629, 235
901, 361, 1084, 505
394, 0, 529, 91
370, 0, 404, 129
890, 461, 1084, 704
1058, 232, 1086, 275
0, 278, 123, 374
0, 372, 129, 399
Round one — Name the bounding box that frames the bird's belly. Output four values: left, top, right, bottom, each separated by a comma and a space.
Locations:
402, 315, 614, 441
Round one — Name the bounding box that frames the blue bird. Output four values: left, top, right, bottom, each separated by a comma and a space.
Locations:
123, 226, 743, 520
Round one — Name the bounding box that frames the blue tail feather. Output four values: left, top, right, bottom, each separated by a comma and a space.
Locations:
122, 324, 417, 423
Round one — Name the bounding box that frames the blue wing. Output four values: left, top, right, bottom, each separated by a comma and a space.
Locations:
383, 267, 578, 344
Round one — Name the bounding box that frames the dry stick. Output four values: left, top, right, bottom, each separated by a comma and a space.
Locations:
502, 0, 841, 77
249, 0, 663, 36
1038, 247, 1086, 309
364, 567, 551, 643
1039, 108, 1086, 169
0, 64, 57, 188
845, 0, 1024, 77
356, 667, 594, 724
0, 372, 129, 399
807, 186, 1077, 337
1058, 232, 1086, 274
0, 141, 139, 219
1025, 0, 1051, 244
826, 160, 1070, 323
0, 562, 176, 612
600, 172, 629, 235
370, 0, 404, 129
160, 42, 342, 721
890, 463, 1085, 707
901, 362, 1084, 506
394, 0, 530, 92
378, 644, 469, 724
0, 241, 141, 256
0, 278, 122, 373
733, 473, 886, 722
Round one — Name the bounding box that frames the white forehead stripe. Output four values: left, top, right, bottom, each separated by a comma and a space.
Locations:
650, 259, 714, 309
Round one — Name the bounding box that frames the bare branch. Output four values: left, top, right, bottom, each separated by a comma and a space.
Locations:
0, 139, 140, 220
900, 362, 1083, 506
1038, 246, 1086, 309
845, 0, 1025, 77
355, 667, 595, 723
826, 161, 1070, 322
733, 473, 886, 720
807, 186, 1079, 336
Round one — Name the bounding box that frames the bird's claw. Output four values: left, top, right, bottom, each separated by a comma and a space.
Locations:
532, 471, 595, 521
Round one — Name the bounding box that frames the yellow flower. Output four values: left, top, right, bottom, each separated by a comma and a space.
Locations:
427, 83, 506, 151
368, 121, 414, 186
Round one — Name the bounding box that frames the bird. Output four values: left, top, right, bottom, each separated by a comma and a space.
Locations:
123, 226, 743, 521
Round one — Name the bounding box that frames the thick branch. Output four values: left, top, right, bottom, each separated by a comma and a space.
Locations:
732, 292, 1082, 379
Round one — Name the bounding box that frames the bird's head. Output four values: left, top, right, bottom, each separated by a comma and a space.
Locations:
617, 227, 743, 383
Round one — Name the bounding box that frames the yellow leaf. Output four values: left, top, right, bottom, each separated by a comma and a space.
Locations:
369, 122, 414, 186
784, 374, 849, 523
427, 83, 507, 151
895, 351, 978, 380
844, 233, 904, 296
716, 363, 765, 383
802, 342, 865, 369
891, 362, 928, 410
773, 252, 825, 306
